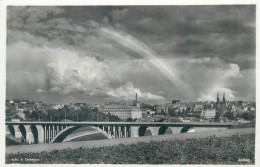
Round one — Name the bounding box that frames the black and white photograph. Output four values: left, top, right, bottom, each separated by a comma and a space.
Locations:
2, 1, 258, 165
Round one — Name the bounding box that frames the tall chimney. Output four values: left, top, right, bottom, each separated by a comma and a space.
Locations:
136, 93, 137, 106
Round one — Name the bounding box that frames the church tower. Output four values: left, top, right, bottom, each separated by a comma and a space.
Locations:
217, 92, 219, 103
223, 92, 226, 103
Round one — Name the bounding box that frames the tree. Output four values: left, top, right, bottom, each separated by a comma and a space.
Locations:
31, 111, 38, 121
168, 108, 176, 117
126, 118, 133, 122
224, 111, 234, 120
214, 111, 220, 122
5, 108, 11, 121
239, 112, 255, 121
182, 110, 189, 118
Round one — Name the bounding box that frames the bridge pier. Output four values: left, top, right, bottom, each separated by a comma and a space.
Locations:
118, 126, 122, 138
124, 126, 127, 138
130, 126, 139, 137
52, 126, 55, 139
13, 125, 23, 139
44, 126, 47, 143
107, 126, 110, 135
36, 125, 44, 144
48, 126, 51, 142
113, 125, 116, 138
6, 125, 11, 135
24, 125, 34, 144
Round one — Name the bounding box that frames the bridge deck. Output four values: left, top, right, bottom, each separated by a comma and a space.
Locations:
5, 121, 236, 127
6, 128, 254, 154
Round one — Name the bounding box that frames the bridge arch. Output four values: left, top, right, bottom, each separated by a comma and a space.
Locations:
138, 126, 153, 136
19, 125, 26, 141
51, 126, 81, 143
7, 125, 15, 136
92, 126, 112, 139
159, 125, 173, 135
138, 126, 148, 136
181, 126, 195, 133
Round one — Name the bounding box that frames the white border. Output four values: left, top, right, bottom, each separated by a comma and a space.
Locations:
0, 0, 259, 167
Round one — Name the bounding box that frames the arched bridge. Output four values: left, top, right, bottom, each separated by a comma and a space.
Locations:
5, 121, 236, 144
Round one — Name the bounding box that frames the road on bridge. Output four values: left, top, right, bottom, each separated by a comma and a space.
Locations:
5, 121, 237, 127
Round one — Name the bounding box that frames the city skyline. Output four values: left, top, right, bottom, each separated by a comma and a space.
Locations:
6, 6, 256, 104
6, 91, 255, 106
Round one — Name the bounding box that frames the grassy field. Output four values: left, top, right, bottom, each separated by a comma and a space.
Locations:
6, 133, 255, 164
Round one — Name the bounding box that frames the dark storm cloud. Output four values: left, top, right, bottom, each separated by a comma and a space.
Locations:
7, 6, 255, 69
6, 5, 256, 103
107, 5, 255, 69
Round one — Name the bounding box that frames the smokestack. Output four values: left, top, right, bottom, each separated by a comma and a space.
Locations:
136, 93, 137, 105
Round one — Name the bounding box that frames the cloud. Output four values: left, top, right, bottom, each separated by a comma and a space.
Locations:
98, 27, 191, 94
7, 39, 255, 103
108, 6, 255, 69
6, 6, 256, 103
164, 57, 247, 101
7, 6, 255, 70
46, 48, 111, 95
106, 81, 164, 100
36, 89, 46, 93
49, 69, 87, 95
7, 40, 164, 102
7, 6, 65, 29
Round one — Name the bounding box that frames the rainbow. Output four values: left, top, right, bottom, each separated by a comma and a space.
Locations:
99, 27, 190, 93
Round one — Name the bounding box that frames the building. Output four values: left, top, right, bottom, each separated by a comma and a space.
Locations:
102, 105, 143, 120
237, 118, 251, 124
172, 100, 181, 104
141, 103, 155, 114
74, 103, 87, 107
145, 109, 155, 115
52, 104, 64, 110
155, 105, 164, 114
153, 114, 165, 122
172, 100, 181, 108
16, 106, 27, 112
20, 101, 28, 105
192, 103, 203, 117
202, 109, 216, 119
194, 104, 203, 111
102, 93, 143, 120
164, 103, 171, 114
102, 105, 132, 120
168, 117, 182, 122
10, 111, 25, 122
131, 107, 142, 119
11, 115, 23, 122
219, 117, 230, 123
105, 102, 125, 106
216, 92, 228, 116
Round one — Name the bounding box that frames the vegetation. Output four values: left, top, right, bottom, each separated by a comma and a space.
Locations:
6, 134, 254, 164
239, 112, 255, 121
23, 106, 121, 122
229, 121, 255, 129
224, 111, 235, 120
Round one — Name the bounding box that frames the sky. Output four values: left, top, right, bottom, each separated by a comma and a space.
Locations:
6, 5, 256, 104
